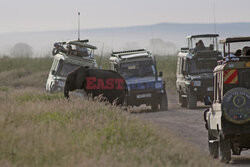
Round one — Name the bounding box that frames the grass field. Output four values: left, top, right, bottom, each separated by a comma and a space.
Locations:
0, 56, 223, 167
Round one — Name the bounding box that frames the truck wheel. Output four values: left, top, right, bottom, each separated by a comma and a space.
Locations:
179, 92, 187, 107
151, 103, 158, 111
160, 93, 168, 111
187, 91, 197, 109
219, 135, 231, 163
208, 131, 219, 159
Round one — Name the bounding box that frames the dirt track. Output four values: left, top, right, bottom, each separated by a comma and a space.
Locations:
137, 90, 250, 166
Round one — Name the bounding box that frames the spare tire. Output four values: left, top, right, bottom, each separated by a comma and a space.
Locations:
222, 87, 250, 124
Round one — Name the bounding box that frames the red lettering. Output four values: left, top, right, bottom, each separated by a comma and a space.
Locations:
86, 77, 97, 89
115, 79, 124, 89
96, 79, 106, 89
106, 79, 114, 89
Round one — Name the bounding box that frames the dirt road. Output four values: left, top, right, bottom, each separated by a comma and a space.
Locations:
137, 91, 250, 166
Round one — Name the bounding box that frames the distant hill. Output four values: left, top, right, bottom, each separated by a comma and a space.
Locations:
0, 22, 250, 56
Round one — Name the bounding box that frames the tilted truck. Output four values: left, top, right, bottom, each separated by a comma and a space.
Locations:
46, 39, 97, 93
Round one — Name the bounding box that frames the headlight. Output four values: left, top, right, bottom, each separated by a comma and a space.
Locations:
192, 81, 201, 87
155, 82, 163, 89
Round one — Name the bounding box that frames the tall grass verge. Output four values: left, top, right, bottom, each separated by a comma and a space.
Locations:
0, 88, 223, 167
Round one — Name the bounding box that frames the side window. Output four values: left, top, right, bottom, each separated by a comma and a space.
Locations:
110, 63, 114, 71
180, 58, 186, 74
214, 73, 217, 102
178, 57, 182, 74
179, 58, 183, 74
218, 73, 222, 102
177, 57, 180, 74
182, 58, 186, 73
51, 59, 57, 70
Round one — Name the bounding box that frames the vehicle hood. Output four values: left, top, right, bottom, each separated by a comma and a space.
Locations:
126, 77, 163, 91
125, 77, 162, 85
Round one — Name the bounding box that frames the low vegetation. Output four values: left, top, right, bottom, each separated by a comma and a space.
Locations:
0, 56, 223, 167
0, 88, 222, 167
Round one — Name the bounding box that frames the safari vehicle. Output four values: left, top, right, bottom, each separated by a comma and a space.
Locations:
109, 49, 168, 111
46, 39, 98, 93
176, 34, 222, 109
204, 37, 250, 163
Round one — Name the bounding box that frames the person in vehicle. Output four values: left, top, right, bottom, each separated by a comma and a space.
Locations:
194, 40, 206, 52
235, 49, 242, 57
246, 50, 250, 56
52, 43, 67, 55
242, 46, 250, 56
209, 44, 214, 50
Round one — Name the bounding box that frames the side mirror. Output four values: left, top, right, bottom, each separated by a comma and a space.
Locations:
204, 96, 212, 106
51, 70, 56, 75
159, 72, 163, 77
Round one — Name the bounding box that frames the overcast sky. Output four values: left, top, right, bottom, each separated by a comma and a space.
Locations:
1, 0, 250, 33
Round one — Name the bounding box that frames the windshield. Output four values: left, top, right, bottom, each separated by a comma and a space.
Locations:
188, 59, 217, 74
189, 37, 218, 51
119, 60, 156, 78
57, 62, 80, 77
224, 42, 250, 56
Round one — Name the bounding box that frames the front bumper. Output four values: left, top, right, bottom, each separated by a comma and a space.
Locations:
189, 85, 214, 100
127, 89, 165, 106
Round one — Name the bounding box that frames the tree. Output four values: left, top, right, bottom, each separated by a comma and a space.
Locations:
149, 38, 177, 55
10, 43, 33, 57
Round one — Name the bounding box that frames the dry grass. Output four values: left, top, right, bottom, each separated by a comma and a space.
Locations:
0, 88, 223, 167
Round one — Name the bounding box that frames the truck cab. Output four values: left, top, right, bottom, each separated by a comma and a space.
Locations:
176, 34, 222, 108
109, 49, 168, 111
204, 37, 250, 163
46, 40, 97, 93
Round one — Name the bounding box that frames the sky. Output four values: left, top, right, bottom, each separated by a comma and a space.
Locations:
0, 0, 250, 33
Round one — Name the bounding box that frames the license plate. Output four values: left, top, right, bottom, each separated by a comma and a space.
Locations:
136, 93, 152, 99
207, 87, 213, 92
58, 81, 65, 87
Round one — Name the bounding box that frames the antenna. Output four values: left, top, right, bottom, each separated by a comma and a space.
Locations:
213, 0, 217, 33
78, 12, 80, 41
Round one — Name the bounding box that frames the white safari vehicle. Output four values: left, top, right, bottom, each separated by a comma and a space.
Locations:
204, 37, 250, 163
46, 39, 97, 93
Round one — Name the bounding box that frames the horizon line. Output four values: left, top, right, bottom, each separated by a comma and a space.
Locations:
1, 21, 250, 35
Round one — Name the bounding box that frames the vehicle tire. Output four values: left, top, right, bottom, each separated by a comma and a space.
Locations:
151, 103, 158, 111
208, 131, 219, 159
179, 92, 187, 107
187, 91, 197, 109
160, 93, 168, 111
219, 135, 231, 163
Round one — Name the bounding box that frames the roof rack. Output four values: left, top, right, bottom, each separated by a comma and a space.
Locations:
187, 34, 219, 39
220, 37, 250, 44
112, 49, 146, 55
